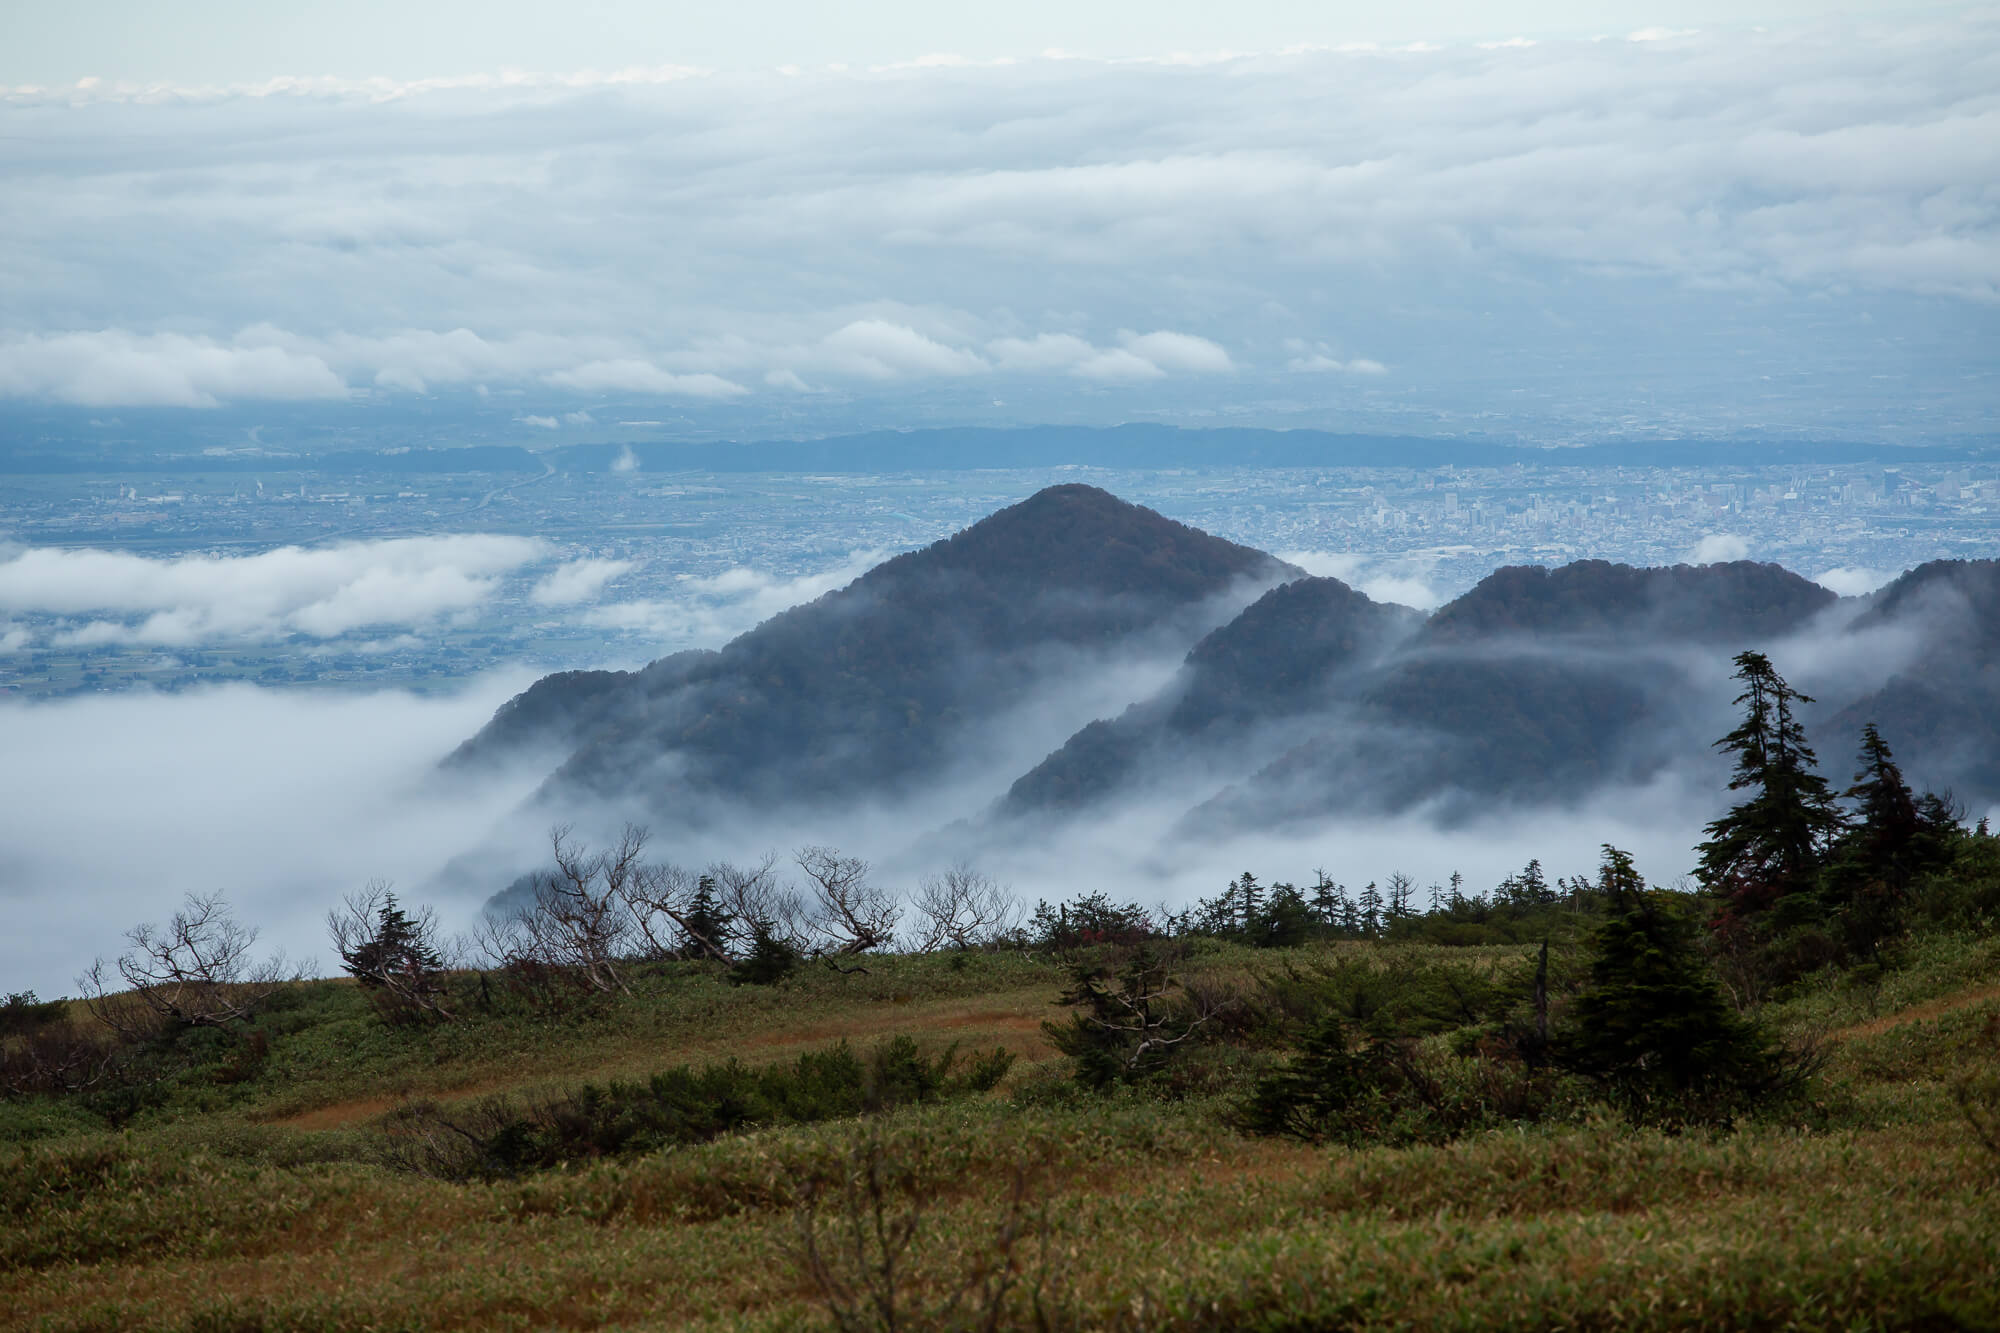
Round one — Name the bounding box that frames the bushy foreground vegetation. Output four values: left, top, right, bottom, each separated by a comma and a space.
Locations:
5, 657, 2000, 1329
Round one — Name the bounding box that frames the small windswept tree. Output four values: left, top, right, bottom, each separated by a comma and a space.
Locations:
475, 825, 645, 998
798, 846, 899, 972
1696, 651, 1845, 921
1042, 946, 1230, 1089
910, 863, 1019, 952
329, 881, 456, 1024
80, 891, 294, 1036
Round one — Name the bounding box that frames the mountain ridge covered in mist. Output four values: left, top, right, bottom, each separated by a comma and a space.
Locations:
454, 484, 1293, 809
454, 485, 2000, 850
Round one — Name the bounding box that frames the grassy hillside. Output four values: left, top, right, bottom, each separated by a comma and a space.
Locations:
5, 922, 1998, 1332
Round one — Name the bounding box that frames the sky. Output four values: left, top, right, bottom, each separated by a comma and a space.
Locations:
2, 2, 1997, 440
5, 2, 1948, 86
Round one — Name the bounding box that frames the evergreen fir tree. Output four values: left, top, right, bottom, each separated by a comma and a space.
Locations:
1234, 872, 1263, 933
1696, 651, 1845, 920
1818, 724, 1949, 958
341, 892, 443, 987
679, 875, 734, 962
1357, 882, 1383, 937
1310, 872, 1342, 933
1386, 873, 1415, 921
1558, 846, 1782, 1126
728, 919, 798, 986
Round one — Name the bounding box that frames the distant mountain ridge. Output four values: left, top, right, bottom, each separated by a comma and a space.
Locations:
461, 485, 1294, 812
9, 422, 1994, 474
450, 487, 2000, 853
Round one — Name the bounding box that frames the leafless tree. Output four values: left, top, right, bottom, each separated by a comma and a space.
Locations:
326, 880, 458, 1023
798, 846, 900, 972
910, 863, 1020, 953
614, 858, 701, 960
477, 825, 643, 995
711, 853, 811, 953
79, 890, 294, 1036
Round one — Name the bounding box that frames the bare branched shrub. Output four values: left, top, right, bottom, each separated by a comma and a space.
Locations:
478, 825, 644, 996
1043, 944, 1235, 1087
712, 854, 812, 954
327, 881, 458, 1024
791, 1134, 1075, 1333
79, 891, 294, 1036
0, 1002, 120, 1098
911, 864, 1020, 953
799, 846, 900, 972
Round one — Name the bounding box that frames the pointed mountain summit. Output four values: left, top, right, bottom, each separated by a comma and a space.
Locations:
462, 485, 1292, 812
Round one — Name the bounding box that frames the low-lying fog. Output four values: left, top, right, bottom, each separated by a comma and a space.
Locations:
1, 668, 1722, 1000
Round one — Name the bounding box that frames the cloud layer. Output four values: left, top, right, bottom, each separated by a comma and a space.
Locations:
1, 14, 1994, 429
0, 537, 895, 656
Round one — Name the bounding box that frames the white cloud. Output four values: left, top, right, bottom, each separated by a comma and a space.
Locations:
545, 359, 748, 397
0, 331, 347, 407
818, 321, 987, 379
586, 549, 886, 648
987, 329, 1229, 382
1119, 330, 1232, 374
1688, 534, 1750, 564
1816, 565, 1896, 597
1277, 550, 1444, 610
1283, 341, 1389, 376
2, 15, 1997, 426
0, 537, 545, 646
517, 414, 560, 428
531, 558, 635, 606
0, 675, 550, 999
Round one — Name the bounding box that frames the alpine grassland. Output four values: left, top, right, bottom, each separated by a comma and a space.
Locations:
7, 658, 1998, 1329
4, 913, 1998, 1331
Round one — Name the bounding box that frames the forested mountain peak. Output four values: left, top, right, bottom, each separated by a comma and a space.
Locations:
1422, 559, 1834, 644
1855, 559, 2000, 642
1167, 576, 1420, 733
851, 483, 1288, 600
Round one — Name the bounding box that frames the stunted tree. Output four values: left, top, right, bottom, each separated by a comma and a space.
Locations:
910, 863, 1019, 952
80, 891, 294, 1035
1042, 946, 1232, 1088
798, 846, 899, 971
476, 825, 643, 996
329, 882, 456, 1023
1696, 651, 1845, 920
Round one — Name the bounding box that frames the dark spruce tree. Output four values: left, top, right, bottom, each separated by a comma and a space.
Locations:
1817, 723, 1959, 960
728, 920, 799, 987
1696, 651, 1845, 922
678, 875, 734, 962
1558, 847, 1782, 1127
340, 893, 444, 987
